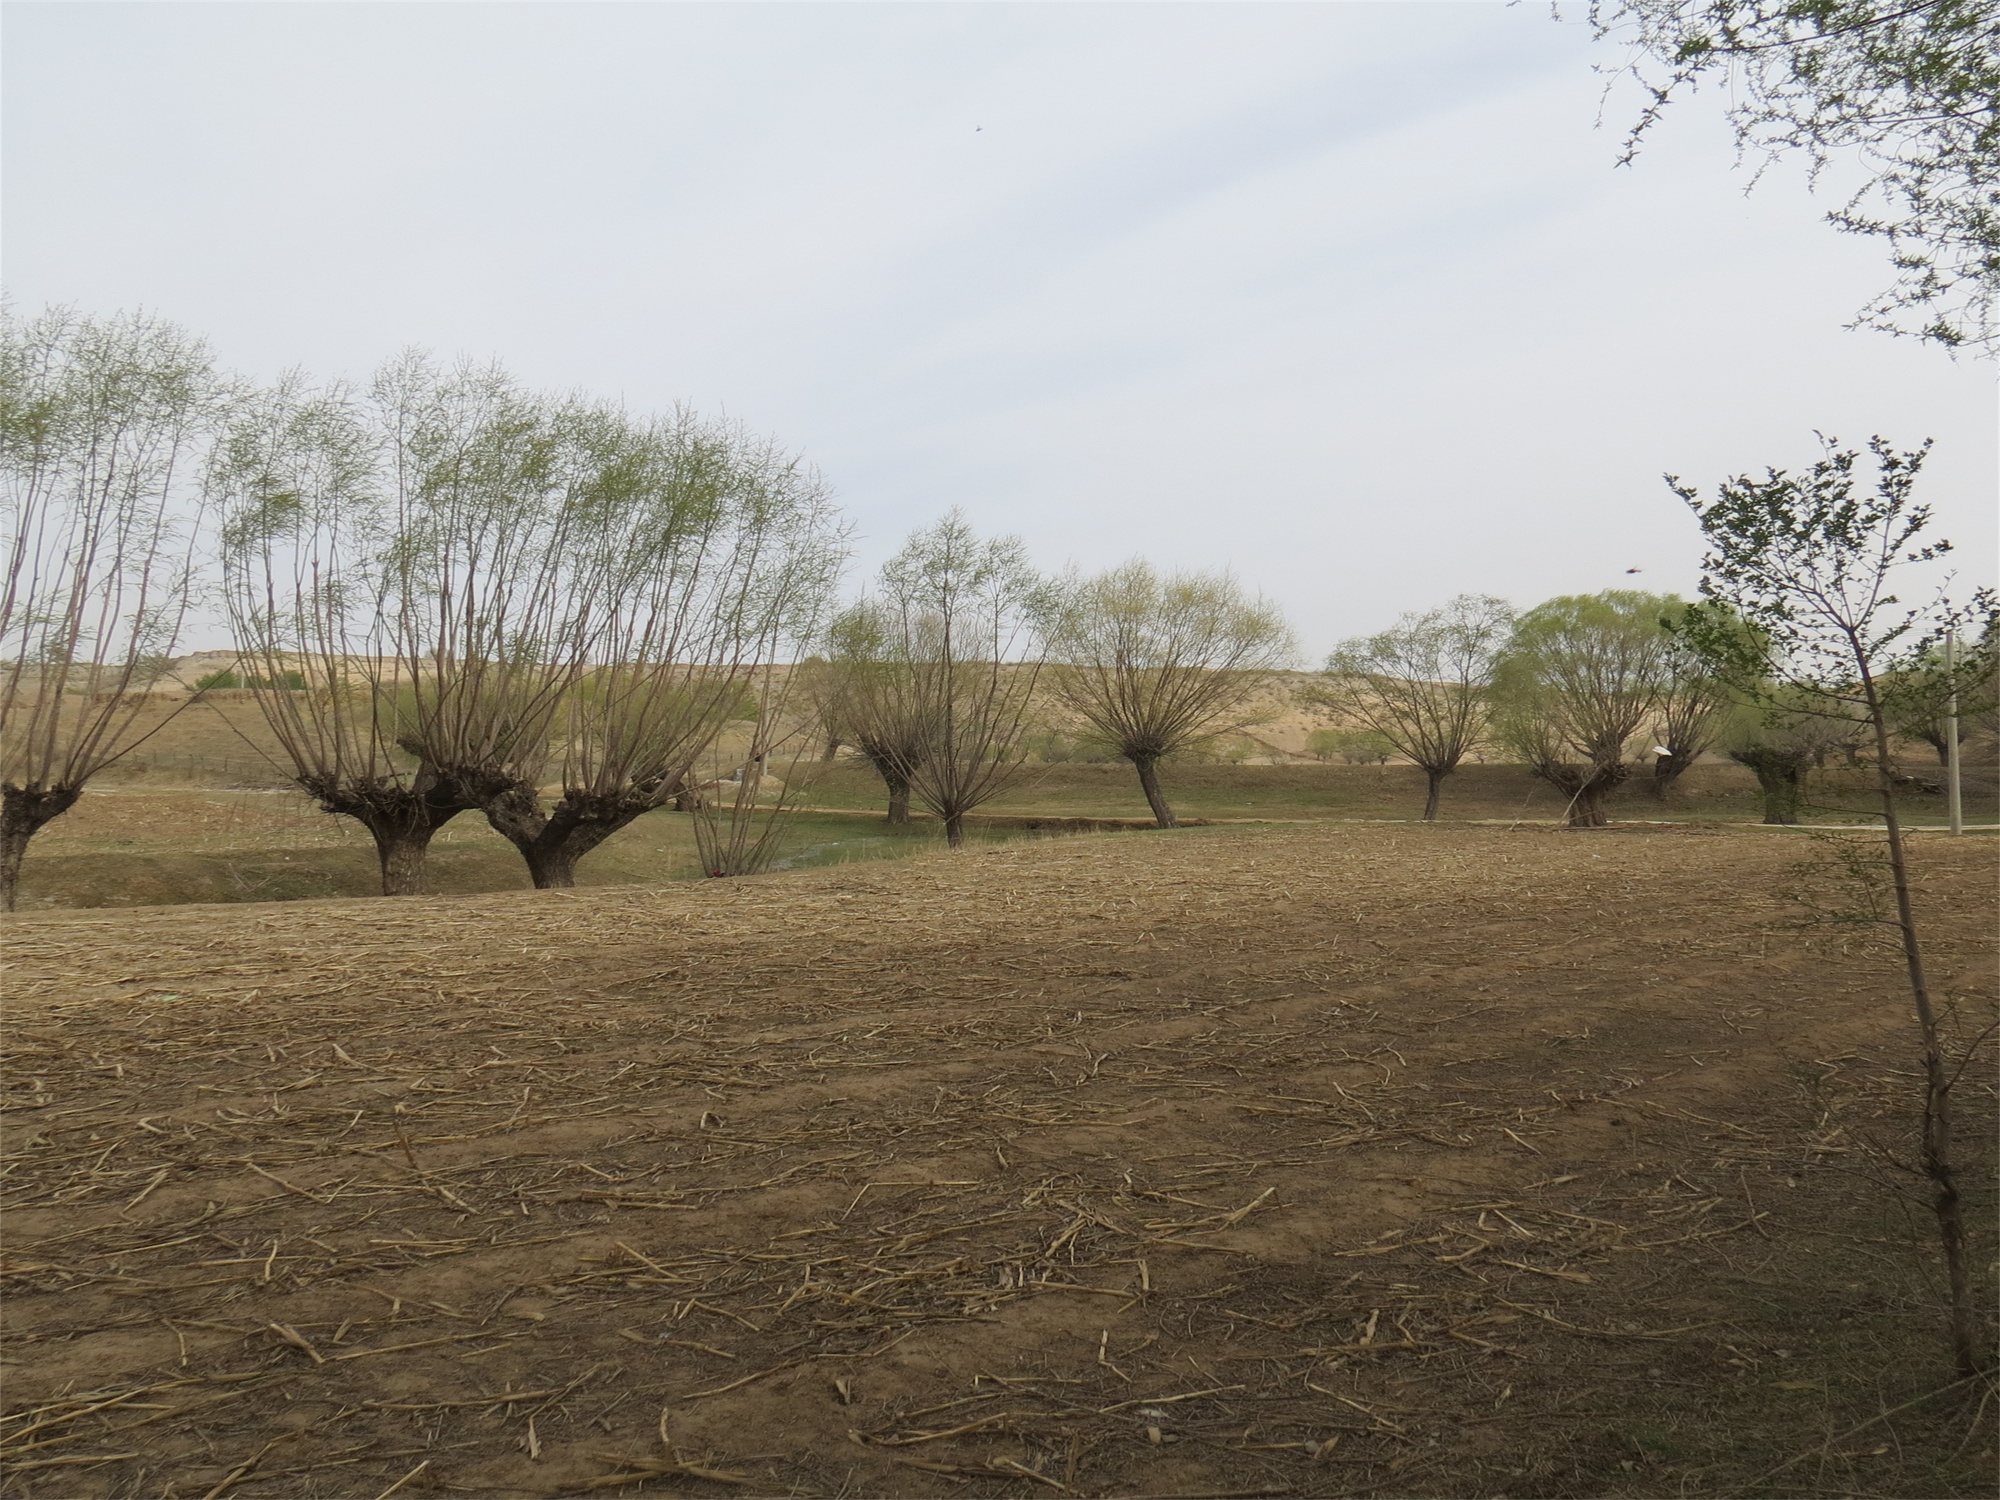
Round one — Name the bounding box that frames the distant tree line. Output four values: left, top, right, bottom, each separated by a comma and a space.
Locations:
1303, 582, 1994, 828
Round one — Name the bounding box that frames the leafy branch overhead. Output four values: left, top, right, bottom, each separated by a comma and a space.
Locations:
1666, 434, 1996, 700
1588, 0, 2000, 349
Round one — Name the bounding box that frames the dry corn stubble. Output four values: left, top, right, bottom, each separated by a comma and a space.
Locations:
1, 823, 1994, 1498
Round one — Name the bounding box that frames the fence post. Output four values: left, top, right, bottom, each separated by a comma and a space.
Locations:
1944, 628, 1962, 836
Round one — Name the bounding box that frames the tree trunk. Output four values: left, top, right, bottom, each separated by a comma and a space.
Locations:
1530, 761, 1621, 828
1731, 749, 1805, 825
886, 771, 912, 826
372, 824, 439, 897
1132, 754, 1177, 828
1422, 767, 1444, 822
1650, 753, 1695, 799
1569, 777, 1610, 828
527, 845, 581, 889
1760, 767, 1802, 825
0, 785, 83, 913
306, 769, 472, 897
944, 811, 966, 847
1858, 667, 1981, 1379
483, 784, 641, 890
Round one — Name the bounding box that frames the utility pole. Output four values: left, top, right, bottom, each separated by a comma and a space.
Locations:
1944, 628, 1962, 835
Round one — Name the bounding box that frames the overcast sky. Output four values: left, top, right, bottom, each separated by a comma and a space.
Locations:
6, 1, 1994, 656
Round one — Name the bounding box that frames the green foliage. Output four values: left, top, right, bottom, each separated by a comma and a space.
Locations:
1022, 729, 1122, 764
1042, 561, 1294, 761
194, 668, 305, 692
1307, 728, 1397, 764
1667, 436, 1995, 701
1185, 732, 1265, 765
1494, 591, 1680, 764
1, 305, 219, 811
1312, 593, 1512, 792
1880, 632, 2000, 761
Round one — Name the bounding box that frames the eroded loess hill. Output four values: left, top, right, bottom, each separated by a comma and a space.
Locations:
2, 825, 1994, 1498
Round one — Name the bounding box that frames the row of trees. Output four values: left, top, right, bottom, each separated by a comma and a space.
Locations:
808, 539, 1295, 842
1310, 588, 1994, 830
0, 308, 850, 906
3, 308, 1991, 908
0, 307, 1302, 903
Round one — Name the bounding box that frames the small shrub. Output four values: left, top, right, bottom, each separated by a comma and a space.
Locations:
1309, 728, 1396, 764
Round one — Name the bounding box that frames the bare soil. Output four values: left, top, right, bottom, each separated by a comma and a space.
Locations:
2, 824, 1994, 1498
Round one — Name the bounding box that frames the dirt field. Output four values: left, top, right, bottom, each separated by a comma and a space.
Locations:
2, 824, 1995, 1498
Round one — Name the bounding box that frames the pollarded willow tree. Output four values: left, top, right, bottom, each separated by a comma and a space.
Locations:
1647, 602, 1735, 797
219, 357, 605, 895
1042, 562, 1293, 829
1307, 594, 1512, 822
852, 512, 1047, 847
818, 601, 934, 825
1723, 689, 1858, 823
1494, 591, 1677, 827
479, 411, 845, 888
0, 307, 218, 911
1669, 434, 1995, 1378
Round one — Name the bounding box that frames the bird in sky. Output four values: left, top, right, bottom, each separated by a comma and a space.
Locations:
1625, 567, 1642, 574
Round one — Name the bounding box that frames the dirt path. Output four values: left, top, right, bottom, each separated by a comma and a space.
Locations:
2, 824, 1993, 1498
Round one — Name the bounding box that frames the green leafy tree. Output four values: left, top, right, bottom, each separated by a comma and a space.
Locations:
1587, 0, 2000, 348
1043, 562, 1293, 828
1723, 689, 1861, 821
1669, 433, 1995, 1377
1647, 601, 1738, 797
478, 410, 843, 887
1493, 591, 1677, 827
1881, 630, 1999, 764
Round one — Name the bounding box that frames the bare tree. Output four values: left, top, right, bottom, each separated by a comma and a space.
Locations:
219, 358, 599, 895
866, 513, 1046, 848
1308, 594, 1511, 821
1042, 562, 1292, 828
688, 664, 826, 878
0, 307, 217, 911
1494, 591, 1675, 828
480, 410, 844, 887
1671, 434, 1994, 1377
